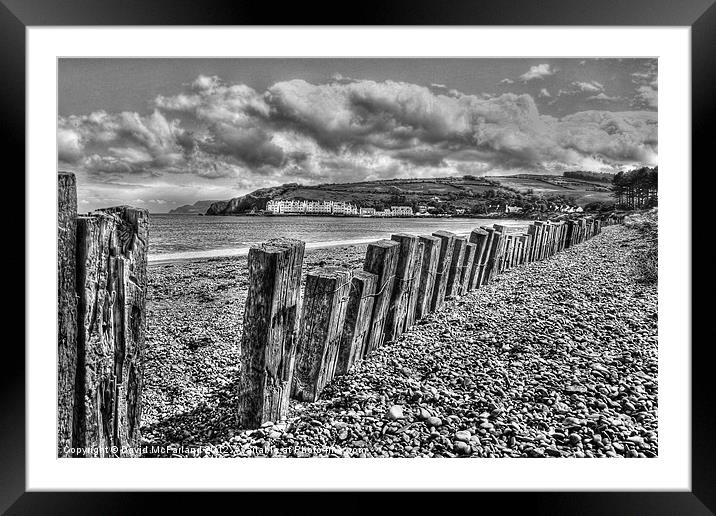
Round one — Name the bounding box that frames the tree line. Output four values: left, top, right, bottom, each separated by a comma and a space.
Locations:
612, 166, 658, 209
564, 170, 616, 183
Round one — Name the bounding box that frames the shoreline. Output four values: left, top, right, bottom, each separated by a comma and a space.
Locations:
149, 237, 387, 266
148, 221, 531, 266
141, 224, 658, 458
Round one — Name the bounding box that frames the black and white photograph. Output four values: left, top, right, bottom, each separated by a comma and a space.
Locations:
55, 57, 660, 460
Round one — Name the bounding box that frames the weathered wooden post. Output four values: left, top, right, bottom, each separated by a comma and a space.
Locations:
446, 236, 467, 298
364, 240, 400, 354
430, 231, 456, 310
459, 242, 477, 294
292, 267, 351, 402
483, 229, 504, 284
493, 225, 511, 273
565, 220, 575, 248
526, 224, 538, 262
385, 234, 420, 342
501, 235, 511, 271
516, 236, 526, 265
335, 270, 377, 376
524, 233, 534, 263
415, 235, 441, 319
237, 238, 304, 428
57, 172, 77, 457
476, 227, 495, 286
535, 222, 546, 260
404, 241, 424, 330
75, 206, 149, 456
467, 228, 489, 290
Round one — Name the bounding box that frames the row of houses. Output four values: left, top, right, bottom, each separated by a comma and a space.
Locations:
359, 206, 414, 217
265, 199, 359, 216
265, 199, 418, 217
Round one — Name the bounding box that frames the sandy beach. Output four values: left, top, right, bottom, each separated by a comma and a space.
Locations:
140, 224, 657, 458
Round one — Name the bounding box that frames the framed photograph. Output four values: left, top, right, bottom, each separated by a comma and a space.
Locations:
5, 0, 712, 511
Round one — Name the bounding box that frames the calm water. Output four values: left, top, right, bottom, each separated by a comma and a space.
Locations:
149, 214, 528, 263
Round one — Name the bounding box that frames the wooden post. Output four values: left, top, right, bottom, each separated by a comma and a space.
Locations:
508, 235, 517, 269
385, 234, 420, 342
430, 231, 456, 310
459, 242, 476, 295
75, 206, 149, 456
335, 270, 377, 376
405, 241, 424, 330
446, 236, 467, 298
565, 220, 575, 248
534, 222, 546, 260
476, 227, 495, 287
364, 240, 400, 354
526, 224, 537, 262
492, 225, 510, 273
57, 172, 77, 457
483, 229, 504, 284
415, 235, 440, 320
292, 267, 351, 402
531, 223, 541, 260
237, 238, 304, 428
467, 228, 489, 290
524, 233, 534, 263
516, 236, 525, 265
500, 235, 511, 271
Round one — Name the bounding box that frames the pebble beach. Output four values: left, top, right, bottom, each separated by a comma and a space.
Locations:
140, 223, 658, 458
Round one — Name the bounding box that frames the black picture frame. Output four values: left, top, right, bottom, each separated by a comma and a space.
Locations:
3, 0, 711, 512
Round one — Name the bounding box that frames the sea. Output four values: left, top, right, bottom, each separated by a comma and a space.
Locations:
148, 214, 528, 263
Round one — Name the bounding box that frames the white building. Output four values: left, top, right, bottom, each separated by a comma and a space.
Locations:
265, 199, 358, 216
390, 206, 414, 217
359, 207, 376, 217
306, 201, 332, 214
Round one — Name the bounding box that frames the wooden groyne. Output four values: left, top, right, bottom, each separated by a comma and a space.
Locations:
236, 208, 624, 428
57, 172, 149, 457
57, 168, 627, 447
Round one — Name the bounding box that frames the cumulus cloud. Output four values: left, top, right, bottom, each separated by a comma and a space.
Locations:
634, 85, 658, 108
538, 88, 552, 98
572, 80, 604, 93
630, 63, 658, 108
500, 78, 514, 85
519, 64, 555, 81
59, 74, 658, 192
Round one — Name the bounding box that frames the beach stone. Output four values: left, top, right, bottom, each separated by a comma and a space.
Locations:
454, 441, 471, 455
426, 416, 442, 427
454, 430, 471, 443
387, 405, 404, 420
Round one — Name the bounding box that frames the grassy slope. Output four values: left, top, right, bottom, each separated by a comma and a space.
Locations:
207, 175, 616, 214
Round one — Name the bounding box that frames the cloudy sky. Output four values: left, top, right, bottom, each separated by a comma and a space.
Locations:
58, 58, 657, 212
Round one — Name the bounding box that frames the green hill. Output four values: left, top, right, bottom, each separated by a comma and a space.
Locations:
205, 175, 614, 215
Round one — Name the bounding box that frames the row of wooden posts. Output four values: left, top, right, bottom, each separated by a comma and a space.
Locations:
57, 171, 624, 456
237, 210, 624, 429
